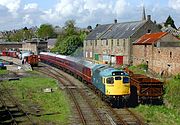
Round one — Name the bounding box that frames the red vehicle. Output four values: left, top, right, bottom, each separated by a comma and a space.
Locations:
24, 55, 39, 66
8, 51, 17, 58
2, 50, 8, 56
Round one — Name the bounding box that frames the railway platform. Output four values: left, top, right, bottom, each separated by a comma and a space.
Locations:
0, 56, 32, 71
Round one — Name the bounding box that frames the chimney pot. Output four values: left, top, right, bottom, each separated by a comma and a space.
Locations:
114, 19, 117, 23
147, 15, 151, 21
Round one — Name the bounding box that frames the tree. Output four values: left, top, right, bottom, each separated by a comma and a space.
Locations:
64, 20, 77, 36
37, 24, 54, 39
165, 15, 177, 29
58, 35, 82, 55
52, 20, 86, 55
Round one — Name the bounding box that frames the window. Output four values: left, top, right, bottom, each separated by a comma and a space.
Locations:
106, 77, 114, 84
95, 40, 97, 46
147, 29, 151, 33
123, 39, 125, 49
106, 40, 108, 46
117, 39, 120, 46
123, 77, 129, 84
115, 77, 121, 80
111, 39, 113, 47
170, 52, 172, 58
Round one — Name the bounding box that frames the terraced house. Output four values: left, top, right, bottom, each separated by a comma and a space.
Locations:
84, 15, 160, 66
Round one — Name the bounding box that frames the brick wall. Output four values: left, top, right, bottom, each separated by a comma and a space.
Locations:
133, 44, 180, 75
22, 42, 37, 54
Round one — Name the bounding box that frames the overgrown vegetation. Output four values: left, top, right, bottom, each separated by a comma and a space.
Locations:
128, 63, 147, 74
51, 20, 87, 55
2, 74, 71, 124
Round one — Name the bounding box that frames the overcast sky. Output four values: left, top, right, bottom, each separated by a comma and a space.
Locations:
0, 0, 180, 31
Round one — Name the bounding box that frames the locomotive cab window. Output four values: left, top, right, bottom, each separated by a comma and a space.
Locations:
115, 77, 121, 80
123, 77, 129, 84
106, 77, 114, 84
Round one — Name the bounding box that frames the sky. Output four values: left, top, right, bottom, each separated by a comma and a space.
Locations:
0, 0, 180, 31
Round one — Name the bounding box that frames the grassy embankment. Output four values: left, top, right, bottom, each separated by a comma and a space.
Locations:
0, 69, 8, 74
128, 64, 180, 125
1, 71, 71, 124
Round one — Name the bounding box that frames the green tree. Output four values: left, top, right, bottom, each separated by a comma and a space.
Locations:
64, 20, 77, 36
58, 35, 82, 55
52, 20, 86, 55
10, 31, 23, 42
23, 27, 33, 40
37, 24, 54, 39
165, 15, 177, 29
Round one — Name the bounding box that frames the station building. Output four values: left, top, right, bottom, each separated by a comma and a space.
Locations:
22, 38, 47, 54
0, 38, 47, 54
0, 42, 22, 51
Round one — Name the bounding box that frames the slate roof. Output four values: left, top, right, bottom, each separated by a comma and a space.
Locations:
46, 38, 57, 46
134, 32, 168, 45
86, 20, 147, 40
86, 24, 112, 40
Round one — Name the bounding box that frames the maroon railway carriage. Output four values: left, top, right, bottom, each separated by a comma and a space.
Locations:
39, 52, 94, 84
8, 51, 17, 58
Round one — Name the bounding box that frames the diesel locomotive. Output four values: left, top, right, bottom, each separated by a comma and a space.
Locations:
40, 52, 130, 106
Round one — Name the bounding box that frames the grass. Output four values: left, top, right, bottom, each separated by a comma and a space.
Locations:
128, 64, 147, 74
0, 69, 8, 74
2, 75, 71, 124
133, 105, 180, 125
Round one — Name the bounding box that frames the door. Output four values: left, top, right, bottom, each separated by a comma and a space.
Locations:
116, 56, 123, 65
94, 53, 99, 61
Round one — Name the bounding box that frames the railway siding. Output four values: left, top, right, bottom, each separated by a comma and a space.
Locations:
0, 71, 71, 124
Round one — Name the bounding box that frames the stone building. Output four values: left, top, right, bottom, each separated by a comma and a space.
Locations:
133, 32, 180, 75
0, 42, 22, 51
46, 38, 57, 50
84, 15, 160, 66
22, 38, 47, 54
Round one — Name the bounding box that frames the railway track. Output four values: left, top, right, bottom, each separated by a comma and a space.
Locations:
36, 65, 107, 125
36, 63, 146, 125
0, 82, 35, 125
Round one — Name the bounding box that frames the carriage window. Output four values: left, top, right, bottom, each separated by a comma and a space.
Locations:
115, 77, 121, 80
106, 77, 114, 84
123, 77, 129, 83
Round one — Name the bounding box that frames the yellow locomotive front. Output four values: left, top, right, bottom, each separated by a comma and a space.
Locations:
105, 75, 130, 96
102, 70, 130, 107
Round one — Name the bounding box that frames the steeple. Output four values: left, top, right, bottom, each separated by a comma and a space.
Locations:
142, 6, 146, 20
142, 4, 146, 20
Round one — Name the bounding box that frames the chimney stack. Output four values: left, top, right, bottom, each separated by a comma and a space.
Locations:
147, 15, 151, 21
114, 19, 117, 23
